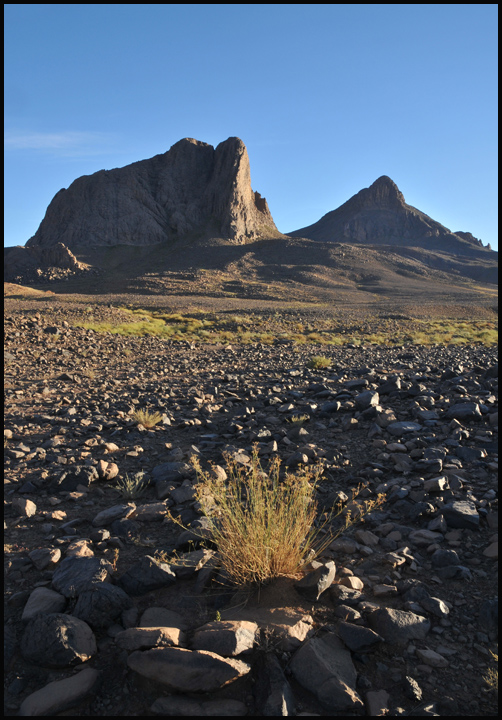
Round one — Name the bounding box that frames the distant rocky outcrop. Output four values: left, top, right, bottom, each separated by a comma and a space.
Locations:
4, 242, 90, 284
25, 137, 282, 251
289, 176, 496, 260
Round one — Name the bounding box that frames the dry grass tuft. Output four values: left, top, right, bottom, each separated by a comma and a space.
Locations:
308, 355, 331, 369
132, 409, 163, 428
185, 448, 384, 588
483, 650, 498, 691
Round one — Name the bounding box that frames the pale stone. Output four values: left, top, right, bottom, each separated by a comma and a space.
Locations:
191, 620, 258, 656
416, 647, 449, 667
91, 502, 136, 527
65, 539, 94, 558
224, 607, 314, 652
338, 576, 364, 590
18, 668, 100, 716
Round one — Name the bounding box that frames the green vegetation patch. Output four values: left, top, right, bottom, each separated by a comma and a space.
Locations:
74, 308, 497, 347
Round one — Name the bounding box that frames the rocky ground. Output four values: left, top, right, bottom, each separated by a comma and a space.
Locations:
4, 299, 498, 716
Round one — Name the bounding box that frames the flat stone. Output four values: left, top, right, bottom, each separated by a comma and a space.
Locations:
115, 626, 184, 650
416, 647, 449, 667
91, 502, 136, 527
373, 584, 398, 597
386, 421, 422, 437
455, 446, 487, 461
129, 502, 169, 522
191, 620, 258, 656
367, 607, 430, 644
440, 500, 479, 530
127, 646, 251, 692
18, 667, 100, 716
408, 529, 444, 546
446, 402, 482, 420
22, 587, 66, 622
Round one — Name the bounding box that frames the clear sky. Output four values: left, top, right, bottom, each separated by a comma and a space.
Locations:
4, 4, 498, 250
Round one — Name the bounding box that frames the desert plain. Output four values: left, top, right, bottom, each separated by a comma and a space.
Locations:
4, 275, 498, 717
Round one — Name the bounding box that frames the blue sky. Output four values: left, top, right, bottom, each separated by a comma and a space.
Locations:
4, 4, 498, 250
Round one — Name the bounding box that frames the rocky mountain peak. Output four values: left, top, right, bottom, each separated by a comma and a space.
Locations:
366, 176, 405, 207
289, 176, 493, 262
24, 136, 282, 252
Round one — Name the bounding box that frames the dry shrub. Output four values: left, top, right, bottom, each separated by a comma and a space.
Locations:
132, 409, 163, 428
189, 448, 383, 588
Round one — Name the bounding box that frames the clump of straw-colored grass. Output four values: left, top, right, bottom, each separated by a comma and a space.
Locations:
188, 448, 383, 588
131, 409, 163, 428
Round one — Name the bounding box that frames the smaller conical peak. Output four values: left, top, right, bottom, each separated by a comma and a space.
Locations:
371, 175, 398, 189
361, 175, 405, 209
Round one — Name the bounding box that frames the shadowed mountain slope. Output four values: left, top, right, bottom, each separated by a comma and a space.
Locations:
289, 175, 494, 259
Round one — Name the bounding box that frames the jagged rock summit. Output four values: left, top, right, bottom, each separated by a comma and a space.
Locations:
26, 137, 282, 251
289, 175, 493, 258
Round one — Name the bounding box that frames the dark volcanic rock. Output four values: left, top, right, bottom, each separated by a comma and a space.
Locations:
21, 613, 97, 667
24, 137, 282, 252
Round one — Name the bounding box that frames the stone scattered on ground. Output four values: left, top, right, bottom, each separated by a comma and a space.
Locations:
4, 304, 498, 716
